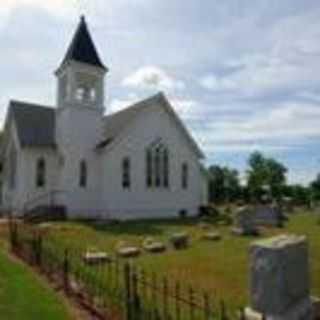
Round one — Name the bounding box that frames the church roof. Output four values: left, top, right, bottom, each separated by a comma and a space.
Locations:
101, 94, 162, 147
100, 92, 204, 158
4, 94, 203, 159
59, 16, 107, 71
9, 101, 56, 148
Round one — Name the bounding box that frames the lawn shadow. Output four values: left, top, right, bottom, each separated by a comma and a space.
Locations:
79, 217, 203, 237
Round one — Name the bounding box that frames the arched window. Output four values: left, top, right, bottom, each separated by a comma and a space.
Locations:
163, 149, 169, 188
146, 149, 152, 187
122, 157, 131, 189
155, 148, 161, 187
36, 158, 46, 188
145, 140, 169, 189
182, 162, 188, 190
79, 160, 87, 188
9, 146, 17, 189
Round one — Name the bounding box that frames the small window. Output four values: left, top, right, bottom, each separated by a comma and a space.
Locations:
122, 157, 131, 189
36, 158, 46, 188
79, 160, 87, 188
182, 162, 188, 190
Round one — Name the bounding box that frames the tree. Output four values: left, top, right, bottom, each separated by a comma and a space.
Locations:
310, 173, 320, 202
247, 152, 287, 201
208, 165, 241, 204
282, 184, 311, 207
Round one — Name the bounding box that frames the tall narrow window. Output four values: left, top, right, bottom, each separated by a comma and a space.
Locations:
122, 157, 131, 189
79, 160, 87, 188
9, 147, 17, 189
163, 149, 169, 188
155, 148, 161, 187
182, 162, 188, 190
36, 158, 46, 188
146, 149, 152, 187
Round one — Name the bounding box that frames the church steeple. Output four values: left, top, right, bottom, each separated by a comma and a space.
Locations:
55, 16, 107, 111
58, 15, 107, 71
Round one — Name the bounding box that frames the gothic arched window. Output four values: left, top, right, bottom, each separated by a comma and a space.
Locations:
9, 146, 17, 190
182, 162, 188, 190
163, 149, 169, 188
36, 158, 46, 188
146, 149, 152, 187
145, 140, 169, 189
122, 157, 131, 189
79, 160, 87, 188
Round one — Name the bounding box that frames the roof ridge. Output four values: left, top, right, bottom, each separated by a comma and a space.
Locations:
104, 92, 164, 119
10, 100, 54, 110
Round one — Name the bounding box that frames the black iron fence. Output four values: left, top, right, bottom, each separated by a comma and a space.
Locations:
8, 219, 246, 320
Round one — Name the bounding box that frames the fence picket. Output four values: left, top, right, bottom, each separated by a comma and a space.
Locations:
175, 281, 181, 320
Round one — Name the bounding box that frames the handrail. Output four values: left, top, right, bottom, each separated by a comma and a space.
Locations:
23, 189, 66, 214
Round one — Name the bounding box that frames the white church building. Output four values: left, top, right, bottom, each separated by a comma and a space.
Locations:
0, 16, 208, 220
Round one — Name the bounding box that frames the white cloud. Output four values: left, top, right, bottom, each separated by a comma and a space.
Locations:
200, 74, 237, 91
170, 98, 200, 120
122, 66, 185, 91
209, 143, 295, 154
200, 54, 305, 96
0, 0, 75, 18
200, 8, 320, 97
192, 101, 320, 155
109, 93, 140, 113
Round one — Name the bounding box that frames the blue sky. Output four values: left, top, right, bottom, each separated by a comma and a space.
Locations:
1, 0, 320, 185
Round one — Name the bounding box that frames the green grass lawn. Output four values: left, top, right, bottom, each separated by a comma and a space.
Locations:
41, 211, 320, 311
0, 241, 73, 320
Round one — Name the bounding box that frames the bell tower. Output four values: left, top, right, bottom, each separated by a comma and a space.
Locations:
55, 16, 108, 112
54, 16, 108, 211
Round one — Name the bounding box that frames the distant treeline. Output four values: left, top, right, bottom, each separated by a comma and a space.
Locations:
206, 151, 320, 207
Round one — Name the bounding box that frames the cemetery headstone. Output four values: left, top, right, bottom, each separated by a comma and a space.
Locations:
244, 234, 317, 320
232, 205, 259, 236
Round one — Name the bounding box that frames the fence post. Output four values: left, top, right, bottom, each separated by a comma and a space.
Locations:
152, 271, 159, 319
220, 300, 227, 320
9, 218, 18, 251
36, 234, 43, 268
189, 286, 195, 320
124, 263, 132, 320
132, 267, 141, 320
163, 276, 168, 319
204, 292, 210, 320
31, 231, 37, 264
63, 249, 70, 294
239, 307, 246, 320
175, 281, 181, 320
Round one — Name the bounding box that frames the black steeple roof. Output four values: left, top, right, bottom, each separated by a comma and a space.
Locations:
59, 16, 107, 71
